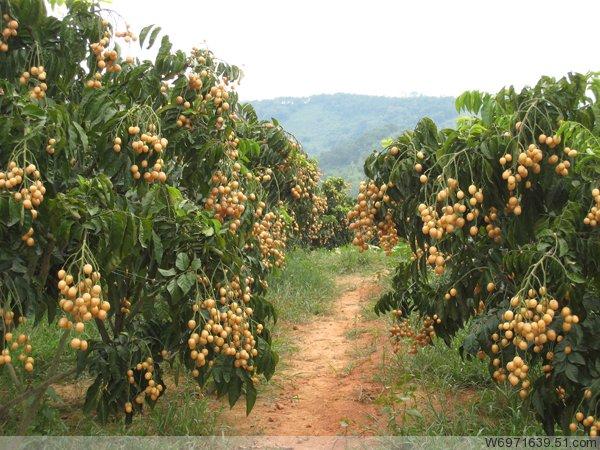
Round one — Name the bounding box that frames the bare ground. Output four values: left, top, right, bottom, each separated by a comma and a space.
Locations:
218, 274, 392, 436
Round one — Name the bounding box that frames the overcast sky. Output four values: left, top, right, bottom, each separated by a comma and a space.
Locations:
104, 0, 598, 101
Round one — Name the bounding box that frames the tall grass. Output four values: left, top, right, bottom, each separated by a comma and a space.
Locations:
376, 324, 544, 436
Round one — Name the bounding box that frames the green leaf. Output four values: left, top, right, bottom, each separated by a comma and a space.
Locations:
245, 380, 257, 415
405, 408, 424, 419
565, 363, 580, 383
568, 352, 586, 366
147, 26, 162, 49
158, 268, 176, 277
22, 103, 46, 120
166, 278, 179, 298
83, 377, 101, 414
8, 199, 22, 227
177, 272, 196, 296
175, 253, 190, 271
72, 121, 89, 152
228, 375, 243, 408
152, 231, 164, 264
139, 24, 154, 48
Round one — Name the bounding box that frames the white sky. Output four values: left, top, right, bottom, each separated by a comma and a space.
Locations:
104, 0, 598, 101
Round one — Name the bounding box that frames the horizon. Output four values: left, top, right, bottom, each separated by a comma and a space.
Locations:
247, 91, 458, 102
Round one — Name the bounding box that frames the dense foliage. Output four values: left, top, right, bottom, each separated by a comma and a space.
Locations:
310, 177, 353, 249
0, 0, 325, 428
349, 73, 600, 435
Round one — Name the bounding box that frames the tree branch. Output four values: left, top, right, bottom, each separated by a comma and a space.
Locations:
94, 318, 112, 344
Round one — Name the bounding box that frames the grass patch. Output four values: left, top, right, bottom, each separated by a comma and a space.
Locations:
1, 371, 219, 436
375, 323, 543, 435
345, 327, 367, 340
265, 245, 390, 324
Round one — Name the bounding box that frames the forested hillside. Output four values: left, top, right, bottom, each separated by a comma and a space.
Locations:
252, 94, 457, 189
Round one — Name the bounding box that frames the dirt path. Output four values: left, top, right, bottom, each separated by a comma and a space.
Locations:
218, 274, 390, 435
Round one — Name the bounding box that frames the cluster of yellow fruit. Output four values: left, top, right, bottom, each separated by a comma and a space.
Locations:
252, 211, 287, 268
1, 329, 34, 372
205, 165, 247, 228
97, 49, 121, 73
490, 290, 577, 396
19, 66, 48, 100
85, 72, 103, 89
207, 84, 231, 130
0, 161, 45, 223
188, 74, 202, 90
191, 47, 214, 67
253, 167, 273, 184
290, 185, 304, 200
500, 143, 543, 196
174, 92, 194, 128
188, 299, 259, 374
46, 138, 57, 155
87, 29, 112, 88
569, 394, 599, 437
1, 309, 16, 326
410, 247, 424, 262
584, 188, 600, 227
176, 112, 192, 128
0, 14, 18, 52
418, 181, 484, 242
126, 357, 163, 410
123, 125, 168, 183
443, 286, 459, 300
120, 298, 132, 316
304, 194, 327, 242
289, 167, 318, 200
56, 264, 110, 350
539, 133, 578, 177
503, 355, 531, 399
390, 312, 439, 355
390, 319, 412, 353
410, 151, 426, 175
215, 275, 252, 305
492, 293, 569, 353
175, 95, 191, 109
483, 207, 502, 242
129, 126, 169, 154
348, 180, 394, 251
20, 227, 35, 247
376, 213, 399, 254
90, 28, 121, 74
114, 25, 137, 43
129, 159, 166, 183
424, 245, 447, 275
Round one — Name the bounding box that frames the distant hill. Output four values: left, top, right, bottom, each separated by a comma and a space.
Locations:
251, 93, 458, 191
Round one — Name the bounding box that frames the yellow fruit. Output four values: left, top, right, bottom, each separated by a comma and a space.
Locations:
70, 338, 81, 350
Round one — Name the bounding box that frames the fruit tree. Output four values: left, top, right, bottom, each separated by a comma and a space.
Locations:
349, 73, 600, 435
0, 0, 324, 429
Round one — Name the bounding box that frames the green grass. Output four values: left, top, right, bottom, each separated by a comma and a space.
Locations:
375, 324, 544, 436
265, 245, 390, 323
